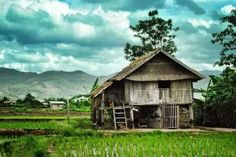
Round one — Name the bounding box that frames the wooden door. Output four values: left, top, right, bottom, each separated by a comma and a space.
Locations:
161, 104, 179, 128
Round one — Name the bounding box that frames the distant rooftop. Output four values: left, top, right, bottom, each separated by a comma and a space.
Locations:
49, 101, 66, 104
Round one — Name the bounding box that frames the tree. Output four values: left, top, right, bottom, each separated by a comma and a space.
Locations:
23, 93, 35, 104
194, 10, 236, 128
212, 9, 236, 68
2, 97, 9, 102
91, 78, 99, 92
124, 10, 179, 61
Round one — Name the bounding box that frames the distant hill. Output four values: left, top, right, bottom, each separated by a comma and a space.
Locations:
0, 68, 109, 99
193, 70, 221, 99
0, 68, 221, 99
193, 70, 221, 90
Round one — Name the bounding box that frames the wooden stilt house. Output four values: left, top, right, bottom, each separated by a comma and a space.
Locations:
91, 49, 204, 129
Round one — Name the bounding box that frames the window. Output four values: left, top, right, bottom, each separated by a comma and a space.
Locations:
158, 81, 171, 100
158, 81, 170, 88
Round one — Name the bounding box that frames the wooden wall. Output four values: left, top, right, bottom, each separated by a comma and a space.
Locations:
125, 81, 159, 105
104, 82, 124, 106
124, 80, 193, 105
126, 53, 199, 81
171, 80, 192, 104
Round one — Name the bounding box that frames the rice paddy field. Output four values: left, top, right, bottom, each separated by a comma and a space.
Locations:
0, 116, 235, 157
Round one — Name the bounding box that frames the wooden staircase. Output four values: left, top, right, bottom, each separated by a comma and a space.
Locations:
112, 102, 128, 130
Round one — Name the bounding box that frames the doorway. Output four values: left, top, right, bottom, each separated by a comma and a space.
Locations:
161, 104, 179, 128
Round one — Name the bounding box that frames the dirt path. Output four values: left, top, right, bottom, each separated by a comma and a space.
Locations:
195, 126, 236, 132
100, 127, 236, 133
99, 128, 207, 134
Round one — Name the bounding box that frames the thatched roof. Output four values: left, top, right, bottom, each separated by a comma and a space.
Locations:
91, 49, 204, 97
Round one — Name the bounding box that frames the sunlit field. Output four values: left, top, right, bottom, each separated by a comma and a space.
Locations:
0, 117, 235, 157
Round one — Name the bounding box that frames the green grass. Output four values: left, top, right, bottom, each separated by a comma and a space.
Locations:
0, 117, 92, 131
0, 132, 235, 157
0, 115, 88, 121
0, 117, 235, 156
0, 121, 58, 130
50, 132, 236, 157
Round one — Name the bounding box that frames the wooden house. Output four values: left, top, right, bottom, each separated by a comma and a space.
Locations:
49, 101, 65, 110
91, 49, 204, 129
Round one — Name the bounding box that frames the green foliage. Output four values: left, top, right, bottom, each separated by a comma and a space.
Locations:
0, 115, 81, 121
1, 97, 9, 102
198, 68, 236, 104
0, 121, 58, 130
212, 9, 236, 68
0, 136, 48, 157
0, 97, 11, 107
22, 93, 43, 108
70, 96, 91, 112
124, 9, 179, 61
194, 10, 236, 128
91, 78, 99, 92
194, 67, 236, 127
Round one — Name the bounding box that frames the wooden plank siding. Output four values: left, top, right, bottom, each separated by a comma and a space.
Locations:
104, 82, 125, 106
126, 53, 199, 81
170, 80, 193, 104
125, 81, 159, 105
125, 80, 193, 105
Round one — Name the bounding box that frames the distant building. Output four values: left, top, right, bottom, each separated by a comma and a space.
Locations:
49, 101, 65, 110
3, 100, 15, 106
39, 100, 50, 108
42, 102, 50, 108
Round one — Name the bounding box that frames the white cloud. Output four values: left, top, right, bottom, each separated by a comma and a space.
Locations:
0, 0, 227, 76
221, 4, 235, 14
93, 7, 130, 30
72, 22, 95, 38
92, 6, 135, 42
1, 0, 79, 24
0, 50, 5, 60
39, 51, 129, 75
3, 63, 27, 72
179, 58, 223, 71
188, 19, 214, 28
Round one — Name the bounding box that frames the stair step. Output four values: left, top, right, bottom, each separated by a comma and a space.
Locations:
114, 107, 125, 110
116, 122, 127, 124
115, 112, 125, 114
115, 117, 125, 119
112, 103, 127, 130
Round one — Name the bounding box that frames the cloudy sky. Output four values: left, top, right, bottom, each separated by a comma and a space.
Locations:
0, 0, 235, 76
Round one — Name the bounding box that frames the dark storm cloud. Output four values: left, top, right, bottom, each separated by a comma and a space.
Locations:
0, 3, 127, 47
80, 0, 166, 11
210, 10, 224, 20
5, 4, 54, 28
175, 0, 205, 15
0, 4, 56, 44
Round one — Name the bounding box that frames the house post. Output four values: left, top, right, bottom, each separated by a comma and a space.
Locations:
130, 104, 134, 128
190, 81, 194, 128
67, 99, 70, 123
101, 92, 105, 124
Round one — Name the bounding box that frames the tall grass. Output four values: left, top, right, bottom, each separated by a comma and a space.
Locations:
49, 132, 236, 157
0, 117, 235, 157
0, 121, 58, 130
0, 131, 235, 156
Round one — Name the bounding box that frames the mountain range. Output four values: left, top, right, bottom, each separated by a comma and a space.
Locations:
0, 68, 221, 99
